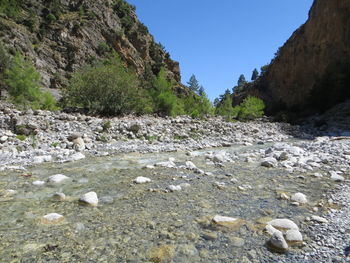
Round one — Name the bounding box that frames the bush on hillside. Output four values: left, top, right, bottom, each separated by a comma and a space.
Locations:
236, 96, 265, 120
0, 0, 22, 18
63, 53, 150, 116
183, 92, 213, 118
5, 53, 58, 110
151, 68, 184, 116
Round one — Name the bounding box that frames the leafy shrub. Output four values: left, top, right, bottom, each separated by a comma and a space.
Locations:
97, 42, 111, 56
5, 53, 58, 110
0, 0, 22, 18
237, 96, 265, 120
113, 0, 134, 31
16, 134, 26, 141
63, 53, 149, 116
215, 93, 235, 120
151, 68, 184, 116
0, 42, 11, 97
183, 92, 213, 118
46, 13, 57, 23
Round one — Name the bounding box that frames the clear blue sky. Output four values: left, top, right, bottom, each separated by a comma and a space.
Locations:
127, 0, 314, 101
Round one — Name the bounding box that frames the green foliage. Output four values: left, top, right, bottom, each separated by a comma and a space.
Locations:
0, 42, 11, 97
251, 68, 259, 81
151, 68, 184, 116
5, 53, 58, 110
16, 134, 26, 141
113, 0, 134, 31
187, 74, 200, 93
0, 0, 22, 18
215, 93, 235, 120
63, 53, 148, 116
102, 120, 112, 131
237, 74, 247, 87
235, 96, 265, 120
46, 13, 57, 23
260, 64, 269, 76
97, 42, 111, 56
183, 90, 213, 118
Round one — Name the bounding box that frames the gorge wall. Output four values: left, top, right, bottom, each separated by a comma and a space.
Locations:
0, 0, 181, 94
250, 0, 350, 116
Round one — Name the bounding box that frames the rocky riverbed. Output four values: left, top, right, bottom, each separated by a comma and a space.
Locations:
0, 103, 349, 262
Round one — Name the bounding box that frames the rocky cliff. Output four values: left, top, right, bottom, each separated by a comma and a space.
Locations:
0, 0, 181, 93
250, 0, 350, 116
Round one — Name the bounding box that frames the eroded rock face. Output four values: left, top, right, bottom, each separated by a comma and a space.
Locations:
0, 0, 182, 94
245, 0, 350, 115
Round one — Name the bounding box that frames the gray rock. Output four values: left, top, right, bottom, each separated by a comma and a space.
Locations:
311, 215, 329, 223
291, 192, 308, 204
134, 176, 151, 184
285, 229, 303, 243
48, 174, 70, 183
267, 219, 299, 231
268, 231, 288, 252
261, 157, 278, 168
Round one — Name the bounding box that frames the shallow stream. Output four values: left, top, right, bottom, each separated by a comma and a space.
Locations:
0, 142, 337, 262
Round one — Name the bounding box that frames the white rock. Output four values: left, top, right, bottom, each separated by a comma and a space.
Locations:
269, 231, 288, 251
33, 155, 52, 164
79, 192, 98, 206
212, 215, 238, 224
329, 171, 345, 182
261, 157, 278, 168
311, 215, 329, 223
156, 161, 176, 168
285, 230, 303, 242
179, 183, 191, 189
48, 174, 70, 183
69, 152, 85, 161
185, 161, 197, 170
291, 193, 308, 204
267, 219, 299, 231
0, 136, 8, 143
32, 180, 45, 186
5, 189, 17, 195
168, 185, 182, 192
73, 137, 85, 151
265, 224, 280, 236
42, 213, 64, 223
134, 176, 151, 184
313, 173, 323, 178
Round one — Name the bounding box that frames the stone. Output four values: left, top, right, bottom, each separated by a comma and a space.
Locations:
67, 133, 82, 141
291, 193, 308, 204
168, 185, 182, 192
79, 192, 98, 206
230, 237, 245, 247
265, 224, 279, 235
32, 180, 45, 186
285, 230, 303, 243
313, 173, 323, 178
134, 176, 151, 184
148, 245, 175, 263
41, 213, 64, 224
33, 155, 52, 164
69, 152, 85, 161
268, 231, 288, 252
267, 219, 299, 231
202, 231, 218, 240
0, 136, 8, 143
329, 171, 345, 182
212, 215, 244, 230
311, 215, 329, 223
48, 174, 70, 184
261, 157, 278, 168
185, 161, 197, 170
52, 192, 66, 201
279, 193, 290, 200
73, 137, 85, 151
156, 161, 176, 168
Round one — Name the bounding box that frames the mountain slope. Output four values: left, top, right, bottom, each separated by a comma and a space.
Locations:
0, 0, 181, 92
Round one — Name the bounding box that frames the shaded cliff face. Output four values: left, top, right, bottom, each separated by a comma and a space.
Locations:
0, 0, 181, 91
254, 0, 350, 115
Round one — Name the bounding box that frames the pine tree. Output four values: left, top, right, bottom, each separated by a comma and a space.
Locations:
187, 74, 200, 93
237, 74, 247, 87
251, 68, 259, 81
198, 85, 205, 96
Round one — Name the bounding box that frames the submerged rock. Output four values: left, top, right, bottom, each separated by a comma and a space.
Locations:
48, 174, 70, 184
311, 215, 329, 224
134, 176, 151, 184
261, 157, 278, 168
41, 213, 64, 224
291, 193, 308, 204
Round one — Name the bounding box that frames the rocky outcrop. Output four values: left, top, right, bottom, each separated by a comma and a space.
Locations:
0, 0, 181, 92
251, 0, 350, 116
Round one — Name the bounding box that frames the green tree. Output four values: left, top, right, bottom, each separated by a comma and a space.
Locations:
251, 68, 259, 81
237, 96, 265, 120
198, 86, 205, 96
237, 74, 247, 87
215, 93, 235, 120
151, 68, 184, 116
260, 64, 269, 76
187, 74, 200, 93
0, 43, 11, 98
0, 0, 22, 18
63, 53, 146, 115
5, 53, 57, 110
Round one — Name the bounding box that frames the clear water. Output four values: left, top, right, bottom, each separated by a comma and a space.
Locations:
0, 144, 335, 262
